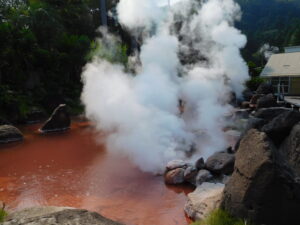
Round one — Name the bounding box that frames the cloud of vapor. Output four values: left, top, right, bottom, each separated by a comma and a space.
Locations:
81, 0, 249, 173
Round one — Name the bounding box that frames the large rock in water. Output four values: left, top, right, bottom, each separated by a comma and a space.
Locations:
261, 110, 300, 145
184, 182, 224, 221
0, 125, 23, 144
205, 152, 235, 175
221, 129, 300, 225
40, 104, 71, 133
164, 168, 185, 185
3, 206, 123, 225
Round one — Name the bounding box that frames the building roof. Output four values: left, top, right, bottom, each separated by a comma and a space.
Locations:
261, 52, 300, 77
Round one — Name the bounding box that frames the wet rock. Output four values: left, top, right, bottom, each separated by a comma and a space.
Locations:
0, 125, 23, 144
184, 166, 198, 184
280, 122, 300, 175
256, 94, 277, 109
195, 169, 213, 186
195, 157, 205, 170
40, 104, 71, 133
256, 82, 273, 95
262, 110, 300, 145
242, 117, 266, 137
166, 159, 187, 171
221, 129, 300, 225
164, 168, 185, 185
205, 152, 235, 175
253, 107, 291, 121
184, 182, 224, 221
3, 206, 123, 225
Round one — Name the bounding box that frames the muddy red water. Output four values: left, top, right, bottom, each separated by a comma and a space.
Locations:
0, 121, 194, 225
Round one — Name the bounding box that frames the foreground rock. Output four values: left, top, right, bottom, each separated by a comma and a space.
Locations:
184, 182, 224, 221
40, 104, 71, 133
3, 206, 123, 225
221, 129, 300, 225
0, 125, 23, 144
205, 152, 235, 175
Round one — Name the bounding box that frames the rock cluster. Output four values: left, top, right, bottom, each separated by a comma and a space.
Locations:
221, 106, 300, 225
164, 151, 235, 187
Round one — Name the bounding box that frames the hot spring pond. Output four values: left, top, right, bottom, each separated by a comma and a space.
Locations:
0, 120, 194, 225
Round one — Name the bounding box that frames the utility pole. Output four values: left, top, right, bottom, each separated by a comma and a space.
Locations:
100, 0, 107, 26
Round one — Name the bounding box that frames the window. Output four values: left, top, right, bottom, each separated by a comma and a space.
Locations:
270, 77, 290, 94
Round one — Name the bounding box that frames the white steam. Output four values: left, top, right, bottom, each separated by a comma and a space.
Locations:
81, 0, 249, 173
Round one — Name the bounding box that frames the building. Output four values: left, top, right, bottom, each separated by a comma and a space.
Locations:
260, 46, 300, 95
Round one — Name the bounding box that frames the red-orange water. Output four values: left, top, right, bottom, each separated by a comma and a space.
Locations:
0, 121, 194, 225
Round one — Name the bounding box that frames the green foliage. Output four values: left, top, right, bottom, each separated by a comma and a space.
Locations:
245, 76, 266, 91
191, 209, 252, 225
0, 208, 7, 222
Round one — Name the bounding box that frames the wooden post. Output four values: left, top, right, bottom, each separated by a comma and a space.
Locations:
100, 0, 107, 26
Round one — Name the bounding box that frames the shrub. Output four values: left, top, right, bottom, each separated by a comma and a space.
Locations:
191, 209, 252, 225
245, 76, 266, 91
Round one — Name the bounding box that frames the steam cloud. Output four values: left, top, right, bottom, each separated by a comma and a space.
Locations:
81, 0, 249, 173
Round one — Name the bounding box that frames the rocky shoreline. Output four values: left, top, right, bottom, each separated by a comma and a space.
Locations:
165, 83, 300, 225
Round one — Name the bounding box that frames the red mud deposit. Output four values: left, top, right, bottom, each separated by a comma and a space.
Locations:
0, 121, 194, 225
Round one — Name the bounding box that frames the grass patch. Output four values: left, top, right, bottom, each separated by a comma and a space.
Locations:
0, 208, 7, 222
191, 209, 252, 225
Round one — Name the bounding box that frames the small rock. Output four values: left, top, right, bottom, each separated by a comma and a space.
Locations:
184, 166, 198, 184
195, 158, 205, 170
196, 169, 214, 185
0, 125, 23, 144
166, 159, 187, 171
40, 104, 71, 133
184, 182, 224, 221
205, 152, 235, 175
164, 168, 185, 185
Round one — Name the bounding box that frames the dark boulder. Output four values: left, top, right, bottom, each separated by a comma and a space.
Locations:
241, 101, 250, 109
164, 168, 185, 185
256, 82, 273, 95
242, 117, 266, 137
249, 94, 263, 105
256, 94, 277, 109
221, 129, 300, 225
261, 110, 300, 145
0, 125, 23, 144
242, 89, 254, 101
253, 107, 291, 121
205, 152, 235, 175
195, 157, 205, 170
40, 104, 71, 133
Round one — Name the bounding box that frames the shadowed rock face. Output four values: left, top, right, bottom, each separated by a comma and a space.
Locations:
221, 129, 300, 225
0, 125, 23, 144
3, 207, 123, 225
40, 104, 71, 133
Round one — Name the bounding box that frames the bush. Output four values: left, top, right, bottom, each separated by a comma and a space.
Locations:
245, 76, 266, 91
191, 209, 252, 225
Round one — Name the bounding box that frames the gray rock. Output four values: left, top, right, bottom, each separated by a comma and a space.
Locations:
262, 110, 300, 145
196, 169, 213, 186
164, 168, 185, 185
184, 166, 198, 184
280, 122, 300, 175
0, 125, 23, 144
184, 182, 224, 221
205, 152, 235, 175
166, 159, 187, 171
256, 94, 277, 109
40, 104, 71, 133
3, 207, 123, 225
221, 129, 300, 225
